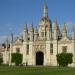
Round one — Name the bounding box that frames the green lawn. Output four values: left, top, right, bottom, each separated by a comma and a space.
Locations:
0, 66, 75, 75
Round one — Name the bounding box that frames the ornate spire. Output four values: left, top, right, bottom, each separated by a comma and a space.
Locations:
63, 23, 67, 33
6, 36, 8, 49
24, 23, 28, 32
30, 23, 34, 32
54, 19, 59, 30
72, 25, 75, 40
35, 26, 38, 33
43, 0, 48, 17
62, 23, 67, 37
10, 32, 13, 44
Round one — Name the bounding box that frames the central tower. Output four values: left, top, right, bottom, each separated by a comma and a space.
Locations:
39, 1, 52, 40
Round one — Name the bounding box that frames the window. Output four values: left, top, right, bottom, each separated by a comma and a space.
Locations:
26, 44, 29, 55
16, 48, 20, 53
41, 32, 44, 37
45, 31, 47, 36
50, 44, 53, 54
28, 38, 30, 41
27, 44, 29, 50
46, 25, 48, 28
62, 46, 67, 53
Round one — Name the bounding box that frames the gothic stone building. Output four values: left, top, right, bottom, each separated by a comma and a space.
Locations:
0, 3, 75, 67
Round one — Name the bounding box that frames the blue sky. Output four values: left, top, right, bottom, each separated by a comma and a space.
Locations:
0, 0, 75, 43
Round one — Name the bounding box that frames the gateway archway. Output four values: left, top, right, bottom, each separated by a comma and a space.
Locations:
36, 52, 44, 65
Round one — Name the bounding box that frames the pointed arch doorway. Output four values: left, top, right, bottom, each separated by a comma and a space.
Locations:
36, 52, 44, 65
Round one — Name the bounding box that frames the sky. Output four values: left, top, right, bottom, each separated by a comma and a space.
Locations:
0, 0, 75, 43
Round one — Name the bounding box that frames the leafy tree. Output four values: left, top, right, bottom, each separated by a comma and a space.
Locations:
0, 58, 3, 65
11, 53, 23, 66
56, 53, 73, 66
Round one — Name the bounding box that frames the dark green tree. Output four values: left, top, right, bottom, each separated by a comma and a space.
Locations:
56, 53, 73, 66
11, 53, 23, 66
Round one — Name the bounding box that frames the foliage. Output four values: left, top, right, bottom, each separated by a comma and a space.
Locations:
56, 53, 73, 66
0, 58, 3, 65
11, 53, 23, 66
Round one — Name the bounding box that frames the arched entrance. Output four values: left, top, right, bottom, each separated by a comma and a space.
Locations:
36, 52, 44, 65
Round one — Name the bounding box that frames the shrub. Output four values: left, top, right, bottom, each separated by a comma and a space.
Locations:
11, 53, 23, 66
0, 58, 3, 65
56, 53, 73, 67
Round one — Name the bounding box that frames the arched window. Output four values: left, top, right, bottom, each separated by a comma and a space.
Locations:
62, 46, 67, 53
41, 32, 44, 37
16, 48, 20, 53
50, 44, 53, 54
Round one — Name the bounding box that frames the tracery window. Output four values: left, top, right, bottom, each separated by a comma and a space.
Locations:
50, 44, 53, 54
26, 44, 29, 55
62, 46, 67, 53
16, 48, 20, 53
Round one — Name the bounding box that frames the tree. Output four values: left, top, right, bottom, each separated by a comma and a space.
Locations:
11, 53, 23, 66
56, 53, 73, 67
0, 58, 3, 65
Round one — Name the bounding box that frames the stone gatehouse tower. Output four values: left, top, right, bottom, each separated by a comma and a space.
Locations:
0, 2, 75, 67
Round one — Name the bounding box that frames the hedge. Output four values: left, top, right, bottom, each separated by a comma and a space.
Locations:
56, 53, 73, 66
11, 53, 23, 66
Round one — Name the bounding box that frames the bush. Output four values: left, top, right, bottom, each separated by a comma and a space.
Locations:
11, 53, 23, 66
56, 53, 73, 67
0, 58, 3, 65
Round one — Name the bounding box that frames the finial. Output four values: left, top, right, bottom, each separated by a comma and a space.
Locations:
6, 36, 8, 48
43, 0, 48, 17
55, 19, 58, 26
10, 32, 13, 44
72, 25, 75, 40
54, 19, 59, 30
30, 22, 34, 32
44, 0, 47, 6
63, 23, 67, 32
24, 23, 28, 32
6, 36, 8, 42
35, 26, 38, 33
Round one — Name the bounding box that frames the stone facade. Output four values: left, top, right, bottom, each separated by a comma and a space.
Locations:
0, 2, 75, 67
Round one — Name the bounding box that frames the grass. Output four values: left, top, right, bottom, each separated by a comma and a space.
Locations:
0, 66, 75, 75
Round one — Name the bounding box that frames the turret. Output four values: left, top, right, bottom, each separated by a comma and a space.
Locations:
62, 23, 67, 37
30, 23, 34, 41
10, 32, 13, 44
24, 23, 28, 41
9, 32, 13, 65
46, 25, 50, 40
34, 26, 38, 41
72, 25, 75, 65
72, 25, 75, 40
53, 20, 60, 40
43, 1, 48, 17
4, 36, 9, 64
6, 36, 8, 50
